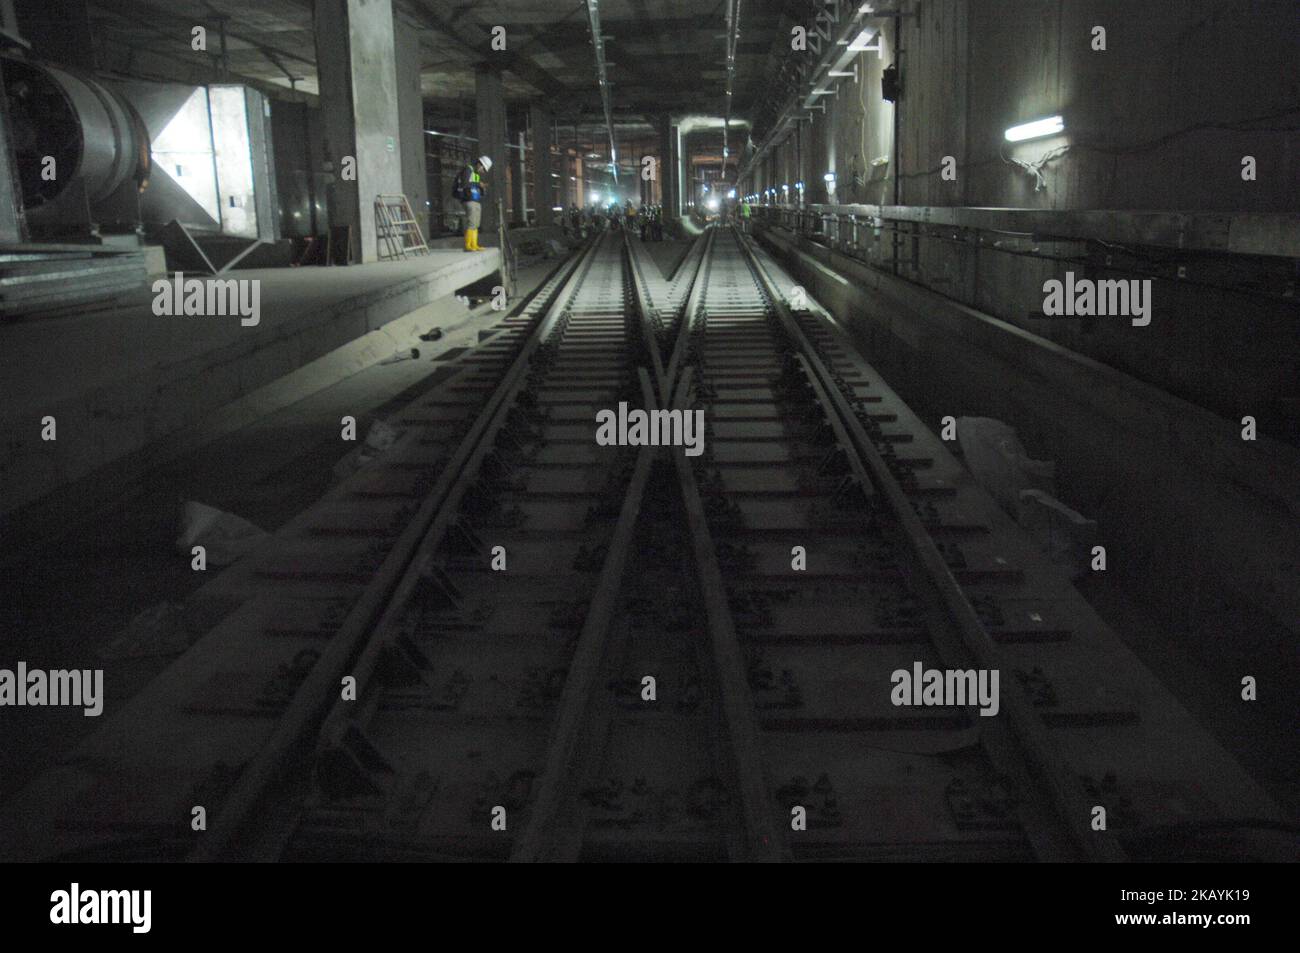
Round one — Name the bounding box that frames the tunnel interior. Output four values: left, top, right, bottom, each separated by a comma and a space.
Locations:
0, 0, 1296, 881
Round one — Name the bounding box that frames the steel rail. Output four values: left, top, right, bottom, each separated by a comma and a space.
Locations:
188, 236, 610, 861
509, 368, 661, 862
731, 226, 1127, 861
624, 228, 786, 861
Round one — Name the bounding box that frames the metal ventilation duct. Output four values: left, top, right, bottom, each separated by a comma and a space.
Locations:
1, 57, 149, 218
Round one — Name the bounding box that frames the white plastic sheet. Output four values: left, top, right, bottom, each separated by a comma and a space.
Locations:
332, 419, 401, 480
176, 500, 269, 566
956, 416, 1057, 510
957, 417, 1095, 576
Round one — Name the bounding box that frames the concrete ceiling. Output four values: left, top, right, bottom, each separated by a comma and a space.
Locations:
85, 0, 800, 126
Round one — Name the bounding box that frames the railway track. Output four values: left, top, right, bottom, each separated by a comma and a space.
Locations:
1, 227, 1282, 863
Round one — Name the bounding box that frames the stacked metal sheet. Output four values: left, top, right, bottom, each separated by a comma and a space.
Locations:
0, 244, 148, 317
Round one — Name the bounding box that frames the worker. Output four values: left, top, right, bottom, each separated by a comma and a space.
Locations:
740, 199, 752, 233
453, 155, 492, 252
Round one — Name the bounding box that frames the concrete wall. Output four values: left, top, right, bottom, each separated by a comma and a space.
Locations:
394, 24, 430, 238
760, 225, 1300, 649
749, 0, 1299, 441
757, 1, 1298, 210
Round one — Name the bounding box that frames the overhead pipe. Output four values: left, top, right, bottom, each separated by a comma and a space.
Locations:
721, 0, 741, 179
738, 3, 880, 186
583, 0, 619, 184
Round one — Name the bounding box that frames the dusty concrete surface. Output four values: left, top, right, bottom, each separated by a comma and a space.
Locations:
0, 256, 561, 802
0, 251, 501, 520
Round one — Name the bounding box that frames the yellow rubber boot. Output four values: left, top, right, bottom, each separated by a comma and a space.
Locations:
470, 228, 482, 251
463, 228, 475, 252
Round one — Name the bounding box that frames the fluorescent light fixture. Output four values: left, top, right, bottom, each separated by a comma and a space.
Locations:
1004, 115, 1064, 142
823, 172, 835, 182
848, 29, 875, 51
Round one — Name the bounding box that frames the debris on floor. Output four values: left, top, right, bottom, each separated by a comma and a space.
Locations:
176, 501, 269, 566
957, 416, 1095, 575
1017, 488, 1098, 577
97, 602, 191, 660
378, 347, 420, 365
332, 418, 402, 480
956, 416, 1056, 510
418, 327, 444, 342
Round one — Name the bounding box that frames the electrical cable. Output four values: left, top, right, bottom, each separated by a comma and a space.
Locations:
999, 143, 1070, 192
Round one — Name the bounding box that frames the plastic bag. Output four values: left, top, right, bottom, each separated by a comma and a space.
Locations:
332, 419, 401, 480
1017, 488, 1098, 576
956, 416, 1056, 512
176, 501, 269, 566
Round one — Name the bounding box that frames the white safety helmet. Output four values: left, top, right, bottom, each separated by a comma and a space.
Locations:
478, 155, 493, 172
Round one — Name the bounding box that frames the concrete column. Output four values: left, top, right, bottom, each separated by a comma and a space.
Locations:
394, 23, 429, 238
313, 0, 403, 263
530, 105, 555, 226
656, 117, 674, 212
474, 67, 507, 234
510, 125, 526, 225
668, 121, 682, 219
0, 63, 22, 243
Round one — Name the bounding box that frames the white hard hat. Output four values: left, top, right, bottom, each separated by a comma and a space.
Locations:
478, 155, 493, 172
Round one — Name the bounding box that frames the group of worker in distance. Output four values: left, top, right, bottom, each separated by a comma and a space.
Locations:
563, 201, 666, 242
452, 153, 669, 252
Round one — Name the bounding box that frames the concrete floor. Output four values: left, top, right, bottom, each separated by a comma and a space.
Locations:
0, 251, 499, 416
0, 255, 559, 802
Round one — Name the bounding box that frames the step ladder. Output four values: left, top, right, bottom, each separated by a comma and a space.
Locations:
374, 194, 430, 260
